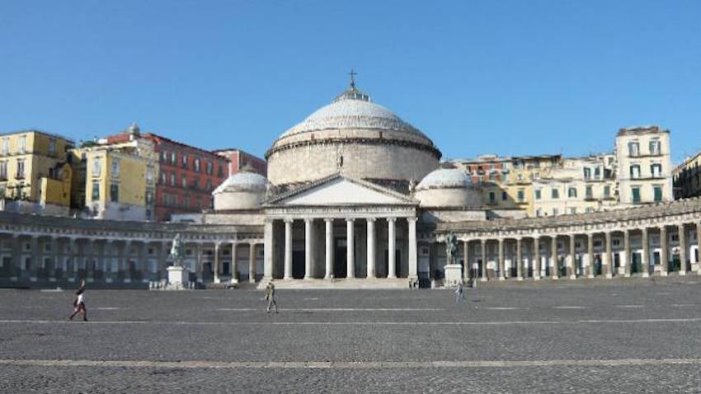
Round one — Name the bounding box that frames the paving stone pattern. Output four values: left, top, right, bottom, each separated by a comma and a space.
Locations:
0, 278, 700, 393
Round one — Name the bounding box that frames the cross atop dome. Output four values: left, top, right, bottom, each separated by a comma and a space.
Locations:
333, 69, 370, 103
349, 69, 357, 89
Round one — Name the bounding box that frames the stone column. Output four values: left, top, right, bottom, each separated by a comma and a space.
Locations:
366, 218, 376, 278
623, 230, 631, 278
604, 232, 612, 279
195, 242, 203, 283
697, 223, 701, 274
480, 239, 487, 281
124, 240, 133, 282
9, 234, 20, 281
387, 218, 397, 279
213, 242, 221, 283
249, 242, 256, 283
463, 240, 469, 282
29, 236, 39, 281
159, 241, 168, 279
679, 223, 688, 275
139, 241, 149, 282
284, 219, 293, 279
230, 242, 238, 281
498, 238, 506, 280
305, 218, 313, 279
346, 218, 355, 279
660, 226, 669, 276
263, 220, 273, 280
534, 237, 541, 280
408, 217, 418, 280
50, 236, 59, 280
568, 234, 576, 280
641, 228, 650, 278
587, 233, 594, 278
516, 238, 523, 280
551, 236, 559, 279
325, 218, 334, 280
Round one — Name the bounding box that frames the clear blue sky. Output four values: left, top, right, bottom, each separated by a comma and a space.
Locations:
1, 0, 699, 163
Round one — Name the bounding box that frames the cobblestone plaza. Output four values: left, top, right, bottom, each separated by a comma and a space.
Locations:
1, 278, 700, 393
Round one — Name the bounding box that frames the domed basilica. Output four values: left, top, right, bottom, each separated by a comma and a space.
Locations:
208, 78, 484, 288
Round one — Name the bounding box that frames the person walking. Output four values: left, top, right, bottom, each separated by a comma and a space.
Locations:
455, 282, 466, 304
265, 281, 278, 313
69, 280, 88, 321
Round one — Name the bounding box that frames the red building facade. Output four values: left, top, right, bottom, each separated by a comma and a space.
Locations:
144, 134, 228, 222
214, 148, 267, 177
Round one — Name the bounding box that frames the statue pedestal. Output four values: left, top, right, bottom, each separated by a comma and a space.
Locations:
444, 264, 463, 287
167, 266, 188, 286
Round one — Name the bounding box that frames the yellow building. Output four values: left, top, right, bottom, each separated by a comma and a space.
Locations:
0, 130, 74, 215
71, 125, 158, 221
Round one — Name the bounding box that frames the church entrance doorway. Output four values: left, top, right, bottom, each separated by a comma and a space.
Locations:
334, 238, 347, 278
292, 251, 304, 279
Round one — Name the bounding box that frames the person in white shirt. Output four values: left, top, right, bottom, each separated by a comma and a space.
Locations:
69, 280, 88, 321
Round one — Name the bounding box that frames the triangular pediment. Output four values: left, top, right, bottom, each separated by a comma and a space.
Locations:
267, 175, 416, 206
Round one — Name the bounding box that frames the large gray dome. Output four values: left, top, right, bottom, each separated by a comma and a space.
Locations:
266, 80, 441, 187
279, 96, 430, 141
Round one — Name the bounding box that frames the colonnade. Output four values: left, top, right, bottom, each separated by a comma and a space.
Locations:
266, 216, 418, 280
0, 232, 263, 285
452, 221, 700, 281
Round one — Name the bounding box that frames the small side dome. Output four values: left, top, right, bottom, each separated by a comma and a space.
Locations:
416, 168, 472, 190
415, 168, 480, 208
213, 171, 268, 210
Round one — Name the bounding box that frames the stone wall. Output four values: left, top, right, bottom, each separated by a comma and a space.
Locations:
268, 139, 439, 186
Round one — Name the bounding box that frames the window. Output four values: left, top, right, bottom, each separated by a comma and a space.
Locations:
594, 167, 600, 178
0, 161, 6, 179
585, 207, 594, 213
536, 209, 542, 217
146, 166, 154, 184
501, 191, 507, 201
535, 189, 542, 200
517, 189, 525, 202
586, 186, 593, 199
170, 173, 176, 186
182, 176, 187, 188
48, 138, 56, 155
194, 158, 201, 172
489, 191, 496, 203
553, 208, 559, 216
206, 161, 213, 175
91, 181, 100, 200
145, 191, 153, 204
568, 187, 577, 198
18, 135, 27, 154
160, 172, 167, 184
160, 151, 167, 163
182, 154, 188, 169
628, 141, 640, 157
569, 208, 577, 214
15, 159, 25, 179
632, 187, 641, 203
604, 185, 611, 198
92, 158, 102, 177
192, 177, 200, 190
170, 152, 176, 164
551, 188, 559, 199
110, 184, 119, 202
649, 139, 661, 155
630, 165, 641, 179
1, 138, 8, 155
653, 186, 663, 202
205, 179, 212, 190
489, 172, 497, 181
218, 165, 224, 177
583, 168, 591, 180
651, 164, 662, 178
111, 159, 120, 178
